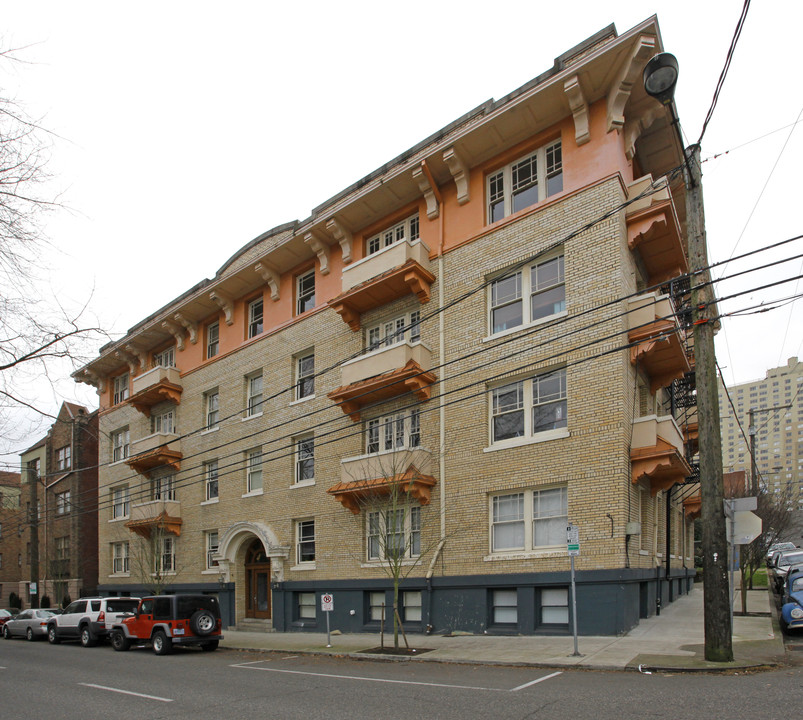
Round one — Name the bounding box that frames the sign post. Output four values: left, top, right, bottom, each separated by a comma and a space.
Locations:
321, 593, 334, 647
567, 524, 581, 657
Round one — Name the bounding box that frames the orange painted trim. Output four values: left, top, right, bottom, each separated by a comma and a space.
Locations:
125, 511, 182, 538
630, 437, 692, 495
327, 464, 437, 515
127, 381, 183, 418
125, 446, 183, 477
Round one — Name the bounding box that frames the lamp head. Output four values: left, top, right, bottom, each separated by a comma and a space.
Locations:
643, 53, 679, 106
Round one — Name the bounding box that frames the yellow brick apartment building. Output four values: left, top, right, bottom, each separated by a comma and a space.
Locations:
75, 17, 698, 635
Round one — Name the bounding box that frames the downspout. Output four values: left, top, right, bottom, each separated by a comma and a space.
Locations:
420, 160, 446, 633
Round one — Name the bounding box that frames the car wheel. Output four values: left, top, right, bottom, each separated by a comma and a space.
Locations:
200, 640, 219, 652
80, 626, 98, 648
26, 627, 34, 641
190, 610, 215, 636
152, 630, 172, 656
3, 625, 11, 639
110, 630, 130, 652
47, 625, 60, 644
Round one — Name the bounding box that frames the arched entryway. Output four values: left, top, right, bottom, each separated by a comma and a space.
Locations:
245, 538, 271, 619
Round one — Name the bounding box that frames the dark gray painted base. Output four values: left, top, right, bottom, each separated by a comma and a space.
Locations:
272, 567, 696, 636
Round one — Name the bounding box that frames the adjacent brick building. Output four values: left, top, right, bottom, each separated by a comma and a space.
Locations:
75, 17, 698, 635
17, 403, 99, 607
0, 471, 22, 607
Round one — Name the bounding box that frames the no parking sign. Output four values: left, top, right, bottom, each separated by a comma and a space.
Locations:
321, 593, 334, 612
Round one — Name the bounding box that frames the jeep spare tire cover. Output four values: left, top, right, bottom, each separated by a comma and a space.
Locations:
190, 609, 215, 636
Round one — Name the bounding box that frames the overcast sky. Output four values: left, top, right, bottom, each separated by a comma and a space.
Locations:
2, 1, 801, 466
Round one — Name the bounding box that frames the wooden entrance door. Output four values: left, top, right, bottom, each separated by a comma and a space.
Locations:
245, 539, 271, 619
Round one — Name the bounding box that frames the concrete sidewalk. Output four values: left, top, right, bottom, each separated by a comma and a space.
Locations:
219, 586, 790, 672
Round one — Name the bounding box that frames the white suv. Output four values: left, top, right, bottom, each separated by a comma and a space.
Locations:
47, 596, 140, 647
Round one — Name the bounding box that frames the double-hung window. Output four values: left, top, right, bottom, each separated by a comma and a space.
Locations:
366, 215, 420, 256
366, 506, 421, 561
112, 486, 130, 519
153, 346, 175, 368
487, 140, 562, 223
296, 520, 315, 564
205, 390, 219, 429
246, 373, 263, 416
366, 409, 421, 454
296, 270, 315, 314
112, 429, 129, 462
206, 321, 219, 358
55, 490, 71, 515
152, 474, 176, 501
151, 409, 175, 435
112, 541, 129, 574
156, 536, 175, 574
366, 310, 422, 351
246, 448, 263, 493
113, 374, 129, 404
490, 254, 565, 334
490, 486, 568, 553
205, 460, 219, 501
206, 531, 219, 569
56, 446, 71, 471
490, 368, 567, 444
295, 353, 314, 400
248, 297, 264, 338
295, 435, 314, 484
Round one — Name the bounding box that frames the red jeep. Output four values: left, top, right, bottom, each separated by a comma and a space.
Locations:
110, 594, 223, 655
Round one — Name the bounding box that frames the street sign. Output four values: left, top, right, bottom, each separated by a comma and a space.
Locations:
321, 593, 334, 612
567, 525, 580, 556
731, 510, 762, 545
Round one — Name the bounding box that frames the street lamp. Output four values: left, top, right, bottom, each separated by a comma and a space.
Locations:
643, 53, 679, 105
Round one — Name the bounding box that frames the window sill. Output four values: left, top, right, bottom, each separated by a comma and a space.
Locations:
200, 426, 219, 436
361, 559, 419, 569
484, 547, 567, 562
109, 572, 130, 578
484, 428, 569, 453
290, 563, 317, 572
242, 489, 264, 498
483, 310, 568, 344
201, 568, 221, 575
292, 479, 315, 489
200, 498, 219, 506
108, 517, 130, 523
110, 459, 129, 467
242, 412, 263, 422
289, 395, 315, 407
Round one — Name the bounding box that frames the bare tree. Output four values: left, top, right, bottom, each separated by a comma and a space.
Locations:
0, 46, 106, 451
333, 444, 445, 650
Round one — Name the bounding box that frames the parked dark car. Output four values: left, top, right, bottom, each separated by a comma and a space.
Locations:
0, 609, 15, 630
3, 609, 55, 640
781, 569, 803, 632
770, 550, 803, 592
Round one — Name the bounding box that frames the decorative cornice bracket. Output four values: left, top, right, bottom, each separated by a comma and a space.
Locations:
255, 262, 281, 301
161, 320, 185, 352
443, 147, 470, 205
607, 34, 657, 132
174, 313, 197, 344
304, 231, 331, 275
564, 75, 590, 146
326, 218, 353, 265
210, 289, 235, 325
412, 165, 440, 220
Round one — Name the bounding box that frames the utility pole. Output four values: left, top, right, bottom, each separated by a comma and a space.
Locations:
749, 409, 757, 495
28, 462, 40, 610
686, 144, 732, 662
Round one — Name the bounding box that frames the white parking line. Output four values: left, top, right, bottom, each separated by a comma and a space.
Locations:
230, 662, 503, 692
510, 671, 563, 691
79, 683, 173, 703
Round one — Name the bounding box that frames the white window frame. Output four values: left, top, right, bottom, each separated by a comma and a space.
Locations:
489, 486, 568, 554
487, 140, 562, 223
111, 486, 130, 520
248, 297, 264, 338
206, 531, 219, 569
366, 214, 420, 256
112, 429, 130, 462
151, 409, 176, 435
488, 253, 565, 336
491, 589, 518, 625
112, 541, 130, 574
246, 372, 263, 417
153, 346, 175, 368
205, 390, 219, 430
152, 473, 176, 502
298, 592, 316, 619
204, 460, 219, 501
366, 506, 421, 561
296, 519, 315, 564
366, 409, 421, 454
489, 368, 567, 447
246, 448, 263, 494
113, 373, 129, 405
206, 321, 219, 358
365, 310, 422, 352
294, 435, 314, 484
56, 445, 71, 471
403, 590, 422, 622
296, 269, 315, 315
55, 490, 71, 515
295, 353, 315, 400
156, 535, 175, 574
